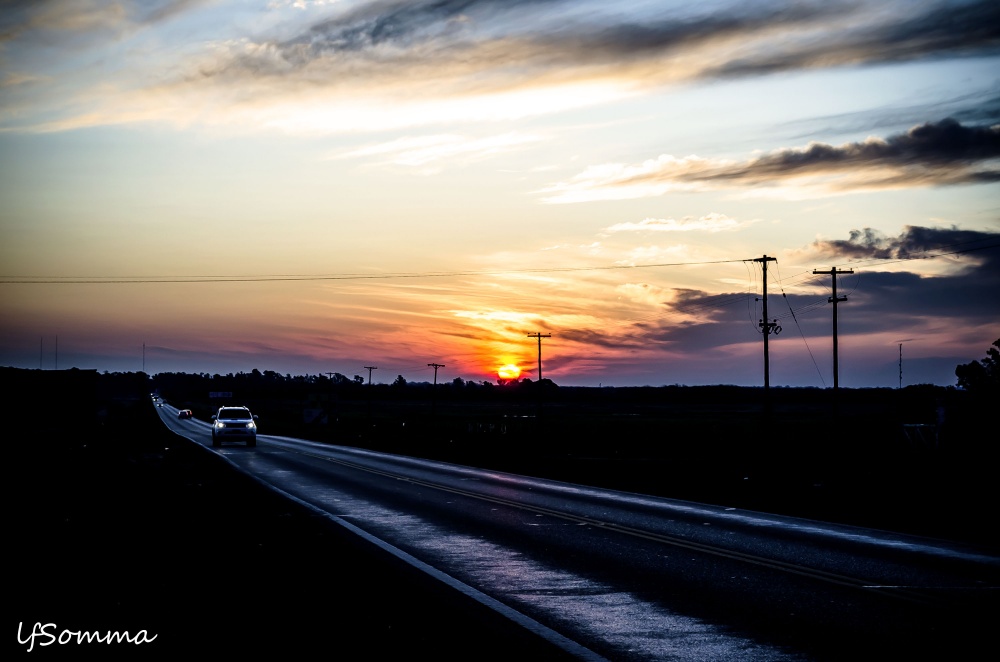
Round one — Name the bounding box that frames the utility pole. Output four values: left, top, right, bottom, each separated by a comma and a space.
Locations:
364, 366, 377, 385
813, 267, 853, 390
753, 256, 778, 394
897, 341, 912, 389
527, 332, 551, 381
427, 363, 445, 427
899, 343, 903, 389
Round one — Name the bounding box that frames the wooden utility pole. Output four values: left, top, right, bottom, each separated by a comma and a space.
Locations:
813, 267, 853, 390
364, 366, 377, 385
427, 363, 445, 427
527, 333, 551, 380
753, 256, 778, 393
899, 343, 903, 389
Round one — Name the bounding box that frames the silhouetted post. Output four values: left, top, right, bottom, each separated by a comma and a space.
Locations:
813, 267, 853, 391
527, 332, 551, 380
753, 256, 778, 403
899, 342, 907, 389
427, 363, 445, 430
527, 332, 551, 432
364, 366, 377, 425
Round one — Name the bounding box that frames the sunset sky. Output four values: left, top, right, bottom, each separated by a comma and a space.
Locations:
1, 0, 998, 387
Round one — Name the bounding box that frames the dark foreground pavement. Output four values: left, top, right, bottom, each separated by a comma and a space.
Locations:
12, 400, 580, 659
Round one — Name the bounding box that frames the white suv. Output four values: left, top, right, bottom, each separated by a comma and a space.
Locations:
211, 406, 258, 447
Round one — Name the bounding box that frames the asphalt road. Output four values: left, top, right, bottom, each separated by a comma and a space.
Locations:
154, 401, 1000, 661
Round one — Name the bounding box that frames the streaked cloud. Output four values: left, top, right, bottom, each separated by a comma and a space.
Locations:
601, 213, 756, 235
0, 0, 208, 44
330, 131, 543, 170
541, 119, 1000, 202
3, 1, 999, 133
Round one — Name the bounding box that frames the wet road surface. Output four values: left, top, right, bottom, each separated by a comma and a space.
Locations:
161, 406, 999, 661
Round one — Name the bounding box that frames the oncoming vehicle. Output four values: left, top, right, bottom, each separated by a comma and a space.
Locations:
211, 406, 258, 448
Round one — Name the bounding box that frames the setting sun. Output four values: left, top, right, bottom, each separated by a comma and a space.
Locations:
497, 364, 521, 380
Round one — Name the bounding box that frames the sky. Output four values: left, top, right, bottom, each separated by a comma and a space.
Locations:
1, 0, 998, 388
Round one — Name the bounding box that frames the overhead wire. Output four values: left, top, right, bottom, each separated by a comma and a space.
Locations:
0, 258, 748, 285
6, 242, 995, 364
774, 261, 827, 386
2, 240, 994, 285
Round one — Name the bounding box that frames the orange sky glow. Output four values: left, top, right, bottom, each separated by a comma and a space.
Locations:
1, 1, 997, 387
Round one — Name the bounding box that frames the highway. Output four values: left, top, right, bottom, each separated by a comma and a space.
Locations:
156, 402, 999, 661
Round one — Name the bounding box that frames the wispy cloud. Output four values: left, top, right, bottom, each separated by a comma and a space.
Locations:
330, 131, 543, 170
540, 119, 1000, 202
3, 1, 999, 133
601, 213, 757, 235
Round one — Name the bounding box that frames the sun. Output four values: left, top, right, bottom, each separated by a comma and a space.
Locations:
497, 364, 521, 380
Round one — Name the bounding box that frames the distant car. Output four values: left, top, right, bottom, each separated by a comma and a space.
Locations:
178, 409, 193, 419
211, 406, 258, 447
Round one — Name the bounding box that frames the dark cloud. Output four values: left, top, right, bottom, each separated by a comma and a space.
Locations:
714, 119, 1000, 183
281, 0, 562, 56
238, 0, 999, 84
563, 226, 1000, 363
810, 224, 1000, 263
258, 0, 830, 75
802, 226, 1000, 333
709, 0, 1000, 77
528, 2, 843, 63
575, 118, 1000, 195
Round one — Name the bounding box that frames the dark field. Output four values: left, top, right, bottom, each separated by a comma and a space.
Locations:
9, 368, 997, 657
12, 390, 579, 658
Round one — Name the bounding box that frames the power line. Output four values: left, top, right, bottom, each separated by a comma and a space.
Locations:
2, 240, 993, 286
0, 258, 747, 285
781, 292, 826, 387
774, 263, 826, 387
